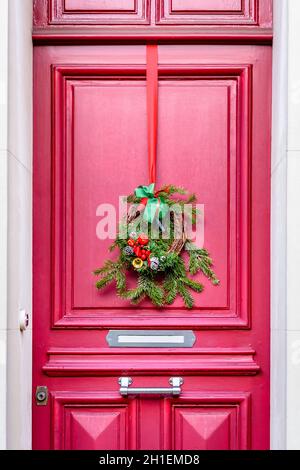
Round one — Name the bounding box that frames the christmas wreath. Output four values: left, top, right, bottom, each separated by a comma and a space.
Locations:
94, 183, 219, 309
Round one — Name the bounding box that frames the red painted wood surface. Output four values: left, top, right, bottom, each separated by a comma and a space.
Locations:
157, 0, 267, 25
33, 0, 273, 43
33, 41, 271, 450
50, 0, 150, 25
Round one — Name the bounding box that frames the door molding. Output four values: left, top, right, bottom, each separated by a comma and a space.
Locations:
50, 63, 252, 330
43, 347, 260, 376
33, 0, 273, 44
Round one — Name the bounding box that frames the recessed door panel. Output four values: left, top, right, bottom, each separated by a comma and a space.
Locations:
49, 60, 256, 329
49, 0, 150, 24
50, 382, 258, 450
33, 0, 272, 31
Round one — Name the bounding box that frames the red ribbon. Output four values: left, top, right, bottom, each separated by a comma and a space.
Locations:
146, 44, 158, 184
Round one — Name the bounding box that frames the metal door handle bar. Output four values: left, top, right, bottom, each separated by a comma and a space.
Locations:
118, 377, 183, 397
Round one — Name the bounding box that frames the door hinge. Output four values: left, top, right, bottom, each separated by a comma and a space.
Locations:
35, 386, 48, 406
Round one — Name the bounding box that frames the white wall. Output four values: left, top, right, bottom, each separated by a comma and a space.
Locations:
271, 0, 288, 450
271, 0, 300, 451
0, 0, 8, 451
286, 0, 300, 451
6, 0, 33, 450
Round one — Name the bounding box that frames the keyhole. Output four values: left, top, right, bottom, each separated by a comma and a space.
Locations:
37, 391, 46, 402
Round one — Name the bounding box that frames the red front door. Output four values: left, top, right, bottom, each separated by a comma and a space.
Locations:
33, 1, 272, 450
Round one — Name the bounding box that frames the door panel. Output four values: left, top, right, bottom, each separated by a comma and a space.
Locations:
46, 50, 267, 330
34, 0, 272, 31
157, 0, 258, 25
53, 392, 136, 450
49, 0, 150, 25
33, 42, 271, 449
50, 378, 258, 450
174, 408, 236, 451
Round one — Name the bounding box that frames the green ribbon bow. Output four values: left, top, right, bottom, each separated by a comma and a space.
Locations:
135, 183, 169, 223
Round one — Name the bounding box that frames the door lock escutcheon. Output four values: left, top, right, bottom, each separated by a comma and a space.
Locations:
36, 386, 48, 405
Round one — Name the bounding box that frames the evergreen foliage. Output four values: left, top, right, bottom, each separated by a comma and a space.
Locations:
94, 185, 219, 309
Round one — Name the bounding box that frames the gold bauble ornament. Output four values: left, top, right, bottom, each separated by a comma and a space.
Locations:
132, 258, 143, 269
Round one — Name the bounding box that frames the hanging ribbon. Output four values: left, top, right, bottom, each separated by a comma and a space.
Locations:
146, 44, 158, 184
133, 46, 168, 223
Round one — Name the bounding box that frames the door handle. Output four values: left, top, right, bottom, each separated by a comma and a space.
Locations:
118, 377, 183, 397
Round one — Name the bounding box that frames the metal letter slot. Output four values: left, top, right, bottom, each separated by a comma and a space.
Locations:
118, 377, 183, 397
107, 330, 195, 348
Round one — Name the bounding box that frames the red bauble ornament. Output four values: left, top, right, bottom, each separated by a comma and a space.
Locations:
136, 247, 142, 258
128, 239, 135, 247
138, 234, 149, 246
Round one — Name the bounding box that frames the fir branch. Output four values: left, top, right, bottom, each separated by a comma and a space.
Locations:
115, 269, 126, 293
109, 242, 118, 252
166, 185, 187, 195
186, 194, 197, 204
93, 260, 115, 276
181, 277, 204, 293
177, 281, 194, 309
122, 284, 146, 304
187, 245, 219, 285
126, 194, 140, 204
145, 280, 164, 307
122, 272, 164, 307
94, 259, 127, 293
95, 273, 115, 290
163, 275, 178, 305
